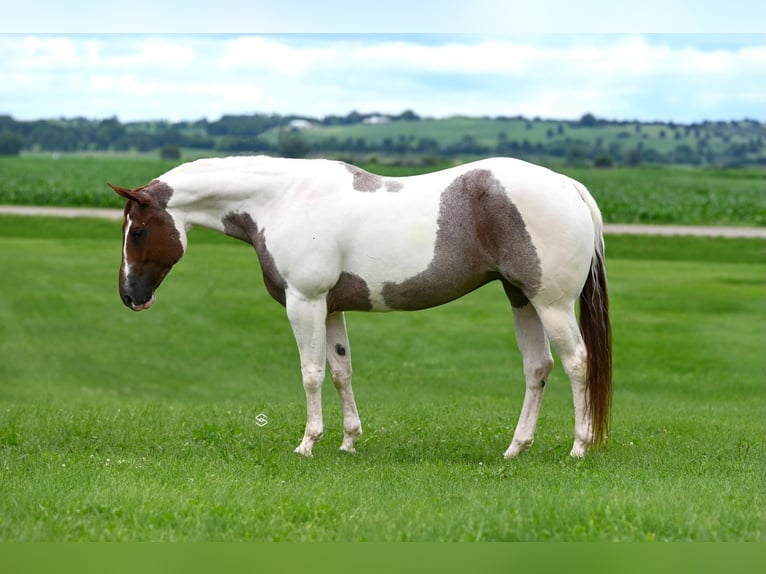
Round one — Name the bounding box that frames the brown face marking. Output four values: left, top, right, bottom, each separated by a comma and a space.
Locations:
381, 169, 542, 310
119, 181, 184, 309
222, 211, 373, 312
344, 163, 402, 193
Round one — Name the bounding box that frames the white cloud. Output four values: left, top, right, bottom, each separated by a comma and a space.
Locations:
15, 36, 79, 67
2, 36, 196, 71
134, 40, 195, 66
219, 37, 333, 74
1, 34, 764, 122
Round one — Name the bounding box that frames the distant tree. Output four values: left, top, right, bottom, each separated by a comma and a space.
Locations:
445, 134, 490, 156
593, 154, 613, 168
219, 137, 268, 153
186, 135, 216, 150
495, 131, 510, 155
160, 144, 181, 160
344, 111, 363, 125
673, 144, 698, 165
0, 132, 23, 155
566, 143, 587, 165
396, 110, 420, 122
278, 129, 309, 158
96, 116, 125, 149
624, 147, 643, 166
579, 113, 599, 127
416, 138, 440, 154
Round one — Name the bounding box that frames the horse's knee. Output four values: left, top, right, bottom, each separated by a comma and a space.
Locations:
330, 367, 352, 389
302, 366, 325, 392
525, 356, 554, 388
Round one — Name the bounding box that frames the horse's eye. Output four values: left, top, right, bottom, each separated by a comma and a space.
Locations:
131, 228, 147, 242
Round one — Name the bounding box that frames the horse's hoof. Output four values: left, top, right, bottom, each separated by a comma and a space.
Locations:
569, 444, 586, 458
294, 445, 314, 457
504, 440, 532, 459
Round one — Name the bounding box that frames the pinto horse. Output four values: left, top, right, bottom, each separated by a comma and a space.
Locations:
110, 156, 611, 458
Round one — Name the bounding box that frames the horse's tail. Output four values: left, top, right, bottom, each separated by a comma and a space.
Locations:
572, 179, 613, 447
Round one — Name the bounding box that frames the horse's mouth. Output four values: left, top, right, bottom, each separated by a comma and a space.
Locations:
129, 293, 156, 312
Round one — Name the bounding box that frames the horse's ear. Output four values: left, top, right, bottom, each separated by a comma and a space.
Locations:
108, 183, 150, 205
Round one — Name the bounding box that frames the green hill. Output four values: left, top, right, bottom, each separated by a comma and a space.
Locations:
1, 112, 763, 167
258, 115, 765, 167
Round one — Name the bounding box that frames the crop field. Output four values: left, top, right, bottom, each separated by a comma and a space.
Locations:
0, 155, 764, 226
0, 211, 763, 541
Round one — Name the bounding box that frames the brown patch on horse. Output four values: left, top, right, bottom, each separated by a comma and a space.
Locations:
326, 272, 372, 313
381, 169, 542, 310
117, 181, 183, 309
344, 163, 402, 193
222, 211, 373, 312
222, 212, 288, 306
385, 180, 404, 193
345, 164, 382, 191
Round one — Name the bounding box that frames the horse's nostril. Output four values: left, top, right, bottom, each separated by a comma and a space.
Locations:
122, 293, 134, 307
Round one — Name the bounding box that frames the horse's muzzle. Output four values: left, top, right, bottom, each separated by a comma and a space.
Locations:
121, 291, 156, 312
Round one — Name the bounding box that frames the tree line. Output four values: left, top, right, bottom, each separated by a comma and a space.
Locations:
0, 111, 763, 167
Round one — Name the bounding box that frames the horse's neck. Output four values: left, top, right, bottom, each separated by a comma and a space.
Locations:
163, 157, 304, 229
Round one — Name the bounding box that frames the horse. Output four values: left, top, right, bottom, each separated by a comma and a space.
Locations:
109, 156, 611, 459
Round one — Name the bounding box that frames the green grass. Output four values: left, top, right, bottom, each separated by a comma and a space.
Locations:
0, 216, 763, 541
1, 155, 764, 226
562, 165, 766, 226
0, 156, 180, 208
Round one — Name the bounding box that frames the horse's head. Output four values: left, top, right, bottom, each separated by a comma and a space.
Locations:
109, 180, 186, 312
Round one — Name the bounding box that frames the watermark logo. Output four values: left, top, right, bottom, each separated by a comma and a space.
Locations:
255, 412, 269, 427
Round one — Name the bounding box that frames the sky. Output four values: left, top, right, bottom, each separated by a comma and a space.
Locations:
1, 1, 764, 124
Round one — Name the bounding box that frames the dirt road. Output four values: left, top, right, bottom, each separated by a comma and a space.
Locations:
1, 205, 765, 238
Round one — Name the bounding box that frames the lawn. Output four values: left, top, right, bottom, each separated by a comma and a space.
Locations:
0, 216, 763, 541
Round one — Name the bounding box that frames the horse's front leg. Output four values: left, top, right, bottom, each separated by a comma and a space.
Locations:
325, 312, 362, 453
286, 290, 328, 457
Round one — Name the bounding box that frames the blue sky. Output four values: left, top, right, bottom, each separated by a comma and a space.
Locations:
1, 2, 764, 123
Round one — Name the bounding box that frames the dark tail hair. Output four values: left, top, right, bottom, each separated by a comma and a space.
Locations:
579, 242, 612, 447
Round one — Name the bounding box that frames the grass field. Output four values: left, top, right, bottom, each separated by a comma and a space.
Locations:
1, 155, 764, 226
0, 216, 763, 541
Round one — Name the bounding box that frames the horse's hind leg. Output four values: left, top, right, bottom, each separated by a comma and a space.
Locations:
325, 312, 362, 453
504, 302, 554, 458
535, 302, 592, 457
